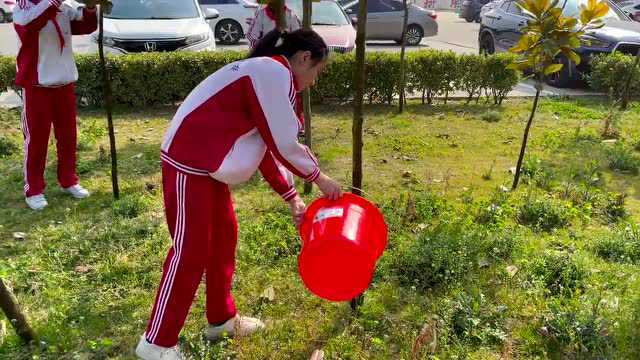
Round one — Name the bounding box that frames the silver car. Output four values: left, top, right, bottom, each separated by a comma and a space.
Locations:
342, 0, 438, 45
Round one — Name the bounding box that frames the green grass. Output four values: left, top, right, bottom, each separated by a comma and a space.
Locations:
1, 98, 640, 358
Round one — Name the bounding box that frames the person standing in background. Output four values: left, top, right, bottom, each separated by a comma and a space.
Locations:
13, 0, 107, 210
246, 0, 302, 49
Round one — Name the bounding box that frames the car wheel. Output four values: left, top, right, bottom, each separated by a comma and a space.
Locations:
465, 15, 475, 22
405, 25, 423, 46
475, 14, 481, 23
0, 10, 6, 24
215, 20, 243, 45
479, 32, 495, 54
545, 56, 577, 88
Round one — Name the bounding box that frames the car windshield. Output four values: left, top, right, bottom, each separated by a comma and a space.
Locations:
106, 0, 200, 19
561, 0, 626, 21
288, 0, 351, 25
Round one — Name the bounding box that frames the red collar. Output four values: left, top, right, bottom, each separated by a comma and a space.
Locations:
271, 55, 300, 92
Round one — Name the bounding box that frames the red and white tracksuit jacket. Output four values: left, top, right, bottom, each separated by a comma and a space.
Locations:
246, 5, 301, 49
145, 55, 319, 347
14, 0, 97, 197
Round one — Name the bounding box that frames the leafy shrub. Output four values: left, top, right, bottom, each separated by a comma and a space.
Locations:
517, 195, 571, 232
457, 54, 485, 103
0, 136, 18, 157
521, 156, 555, 190
606, 143, 640, 174
407, 50, 457, 105
480, 110, 502, 123
390, 219, 482, 289
449, 292, 508, 345
527, 251, 586, 296
594, 223, 640, 264
239, 212, 298, 265
77, 120, 106, 151
112, 195, 152, 219
588, 53, 640, 105
365, 52, 402, 105
541, 299, 613, 357
482, 53, 520, 105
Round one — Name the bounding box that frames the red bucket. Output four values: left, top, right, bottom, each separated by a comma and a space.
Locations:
298, 193, 388, 302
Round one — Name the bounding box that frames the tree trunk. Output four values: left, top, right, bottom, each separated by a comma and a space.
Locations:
0, 277, 36, 343
512, 88, 541, 190
273, 0, 286, 30
620, 48, 640, 111
351, 0, 368, 311
98, 8, 120, 199
398, 0, 409, 113
303, 0, 313, 194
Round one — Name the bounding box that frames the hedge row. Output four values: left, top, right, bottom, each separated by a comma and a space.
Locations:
588, 52, 640, 104
0, 50, 523, 107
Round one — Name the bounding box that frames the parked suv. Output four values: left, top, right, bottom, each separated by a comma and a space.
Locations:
459, 0, 492, 22
342, 0, 437, 45
0, 0, 14, 23
93, 0, 219, 54
199, 0, 258, 45
479, 0, 640, 87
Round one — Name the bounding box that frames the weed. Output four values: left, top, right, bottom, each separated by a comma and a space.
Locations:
0, 136, 18, 157
449, 292, 508, 346
239, 211, 299, 265
481, 110, 502, 123
517, 195, 571, 232
77, 120, 106, 151
527, 251, 586, 296
112, 194, 153, 219
593, 223, 640, 264
606, 143, 640, 174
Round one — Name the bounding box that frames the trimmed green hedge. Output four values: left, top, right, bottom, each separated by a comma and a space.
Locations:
588, 52, 640, 104
0, 50, 521, 107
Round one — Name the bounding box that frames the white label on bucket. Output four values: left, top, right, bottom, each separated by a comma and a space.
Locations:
314, 207, 344, 223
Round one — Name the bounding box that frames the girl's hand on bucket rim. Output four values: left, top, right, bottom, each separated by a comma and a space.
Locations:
314, 172, 343, 200
288, 195, 306, 228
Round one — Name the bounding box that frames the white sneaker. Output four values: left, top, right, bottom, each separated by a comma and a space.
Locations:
135, 336, 184, 360
206, 315, 266, 341
62, 184, 90, 199
25, 194, 48, 211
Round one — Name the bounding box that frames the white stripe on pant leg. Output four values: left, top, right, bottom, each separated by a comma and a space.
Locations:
149, 173, 187, 342
148, 173, 184, 341
147, 173, 184, 340
21, 90, 31, 194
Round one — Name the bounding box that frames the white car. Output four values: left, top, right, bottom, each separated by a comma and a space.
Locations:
199, 0, 258, 45
92, 0, 219, 54
0, 0, 15, 23
619, 0, 640, 20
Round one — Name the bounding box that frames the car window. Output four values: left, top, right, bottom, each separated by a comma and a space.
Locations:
107, 0, 201, 19
369, 0, 403, 12
287, 0, 351, 25
502, 0, 521, 15
635, 4, 640, 9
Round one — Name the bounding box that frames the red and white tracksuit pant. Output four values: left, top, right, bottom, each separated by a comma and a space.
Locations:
21, 84, 79, 197
145, 161, 239, 347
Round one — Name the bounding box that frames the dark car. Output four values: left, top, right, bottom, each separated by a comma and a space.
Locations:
459, 0, 492, 22
479, 0, 640, 87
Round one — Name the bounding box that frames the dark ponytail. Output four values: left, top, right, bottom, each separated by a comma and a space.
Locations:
248, 29, 328, 64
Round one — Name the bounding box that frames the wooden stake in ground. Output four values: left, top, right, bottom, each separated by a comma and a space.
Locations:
303, 0, 314, 194
0, 277, 36, 343
398, 0, 409, 113
351, 0, 368, 311
98, 5, 120, 199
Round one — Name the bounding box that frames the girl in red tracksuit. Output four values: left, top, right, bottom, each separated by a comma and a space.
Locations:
13, 0, 100, 210
135, 29, 342, 360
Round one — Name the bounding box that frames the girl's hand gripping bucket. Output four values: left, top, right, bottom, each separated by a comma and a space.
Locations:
298, 193, 388, 302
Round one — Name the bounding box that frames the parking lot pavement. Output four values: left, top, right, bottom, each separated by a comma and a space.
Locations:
0, 11, 597, 106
